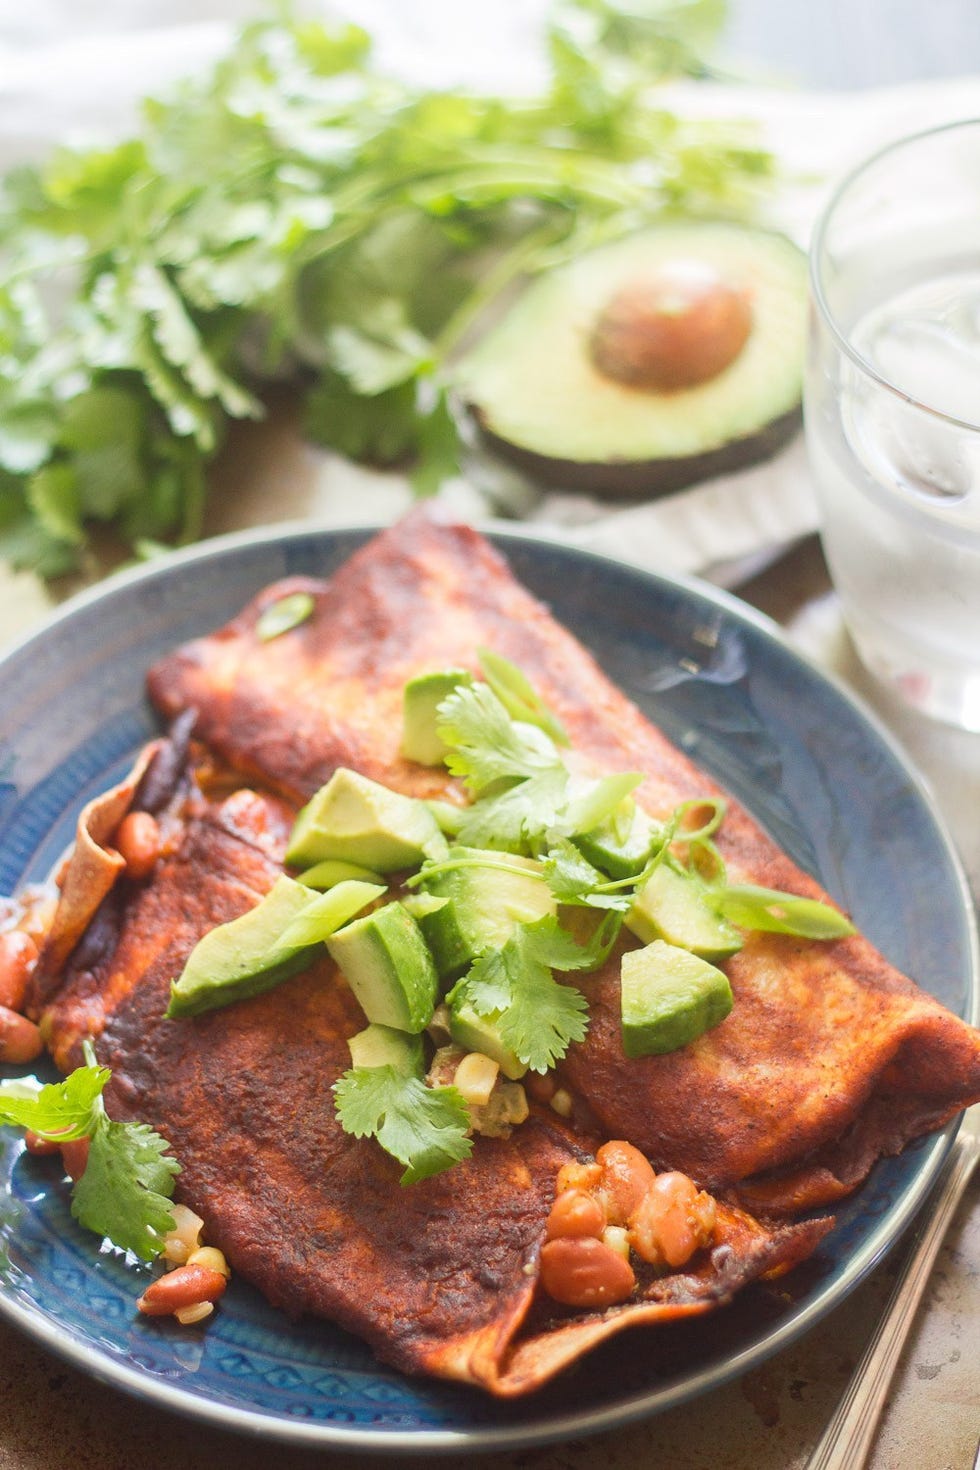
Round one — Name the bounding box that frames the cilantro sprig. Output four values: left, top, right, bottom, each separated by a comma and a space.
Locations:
333, 1066, 472, 1185
0, 0, 774, 576
446, 914, 617, 1074
0, 1046, 178, 1261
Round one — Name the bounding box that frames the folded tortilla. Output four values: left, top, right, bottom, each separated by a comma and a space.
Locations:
32, 760, 829, 1394
146, 509, 980, 1212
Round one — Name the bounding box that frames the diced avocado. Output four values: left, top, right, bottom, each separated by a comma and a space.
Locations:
457, 222, 806, 497
347, 1023, 424, 1075
626, 863, 742, 961
285, 768, 448, 872
576, 808, 657, 879
297, 858, 385, 890
167, 875, 317, 1019
401, 669, 473, 766
418, 846, 556, 977
425, 798, 467, 837
327, 900, 438, 1033
448, 1000, 527, 1080
620, 939, 733, 1057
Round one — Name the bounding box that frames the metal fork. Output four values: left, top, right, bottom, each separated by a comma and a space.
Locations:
807, 1105, 980, 1470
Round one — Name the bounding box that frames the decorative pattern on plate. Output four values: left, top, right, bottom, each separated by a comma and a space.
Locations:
0, 526, 975, 1452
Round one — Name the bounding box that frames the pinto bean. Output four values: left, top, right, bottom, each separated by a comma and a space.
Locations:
0, 930, 38, 1011
555, 1159, 602, 1195
60, 1137, 91, 1182
594, 1139, 656, 1226
544, 1188, 606, 1242
628, 1170, 717, 1270
115, 812, 162, 880
24, 1130, 60, 1156
539, 1236, 636, 1308
136, 1264, 228, 1317
0, 1006, 43, 1064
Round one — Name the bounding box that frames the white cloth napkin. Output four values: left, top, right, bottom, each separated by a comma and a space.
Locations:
2, 2, 979, 586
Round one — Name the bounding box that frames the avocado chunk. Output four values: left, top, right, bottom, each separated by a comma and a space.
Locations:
286, 768, 448, 872
347, 1022, 424, 1075
167, 875, 317, 1018
327, 900, 438, 1033
627, 863, 742, 961
620, 939, 733, 1057
576, 808, 657, 880
297, 858, 385, 890
448, 1000, 528, 1080
401, 668, 473, 766
418, 846, 556, 977
457, 222, 806, 499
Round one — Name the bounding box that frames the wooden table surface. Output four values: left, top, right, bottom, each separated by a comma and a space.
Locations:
1, 5, 979, 1470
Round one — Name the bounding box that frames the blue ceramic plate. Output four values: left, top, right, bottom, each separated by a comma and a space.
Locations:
0, 524, 976, 1453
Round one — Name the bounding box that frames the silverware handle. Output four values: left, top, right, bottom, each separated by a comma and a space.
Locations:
807, 1130, 980, 1470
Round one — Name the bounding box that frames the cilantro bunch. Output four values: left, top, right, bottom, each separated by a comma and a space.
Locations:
0, 1045, 178, 1259
0, 0, 773, 575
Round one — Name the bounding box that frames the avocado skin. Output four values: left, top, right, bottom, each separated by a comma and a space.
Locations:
459, 222, 807, 500
473, 401, 801, 501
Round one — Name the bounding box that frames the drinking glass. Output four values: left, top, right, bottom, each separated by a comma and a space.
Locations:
805, 119, 980, 731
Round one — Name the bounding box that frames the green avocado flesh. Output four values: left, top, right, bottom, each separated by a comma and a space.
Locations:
401, 668, 473, 766
627, 862, 742, 962
419, 847, 556, 977
286, 767, 448, 872
347, 1023, 424, 1075
167, 876, 385, 1018
167, 875, 317, 1018
457, 222, 807, 497
327, 900, 438, 1033
449, 1000, 527, 1080
620, 939, 733, 1057
576, 808, 656, 880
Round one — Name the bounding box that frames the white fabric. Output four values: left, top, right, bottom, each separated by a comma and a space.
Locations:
1, 2, 978, 583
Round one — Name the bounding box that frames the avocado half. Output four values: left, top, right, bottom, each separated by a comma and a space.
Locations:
456, 222, 807, 499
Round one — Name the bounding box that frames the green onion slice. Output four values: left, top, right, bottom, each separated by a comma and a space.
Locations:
477, 646, 569, 746
715, 884, 856, 940
256, 591, 315, 642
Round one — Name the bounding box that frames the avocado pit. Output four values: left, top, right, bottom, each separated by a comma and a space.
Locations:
456, 221, 807, 499
589, 261, 753, 393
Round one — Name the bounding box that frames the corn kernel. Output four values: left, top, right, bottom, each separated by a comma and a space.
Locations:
187, 1245, 231, 1279
167, 1204, 203, 1249
549, 1087, 573, 1118
163, 1239, 190, 1267
174, 1301, 214, 1326
602, 1224, 631, 1261
453, 1051, 500, 1106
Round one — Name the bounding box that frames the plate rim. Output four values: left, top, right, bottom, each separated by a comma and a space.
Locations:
0, 515, 976, 1453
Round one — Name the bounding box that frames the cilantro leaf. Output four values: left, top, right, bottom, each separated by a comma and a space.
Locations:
543, 838, 633, 910
457, 766, 569, 851
450, 918, 592, 1073
333, 1065, 472, 1185
522, 910, 622, 972
71, 1118, 179, 1262
0, 1056, 179, 1260
0, 1063, 110, 1141
437, 682, 560, 794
